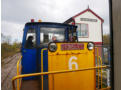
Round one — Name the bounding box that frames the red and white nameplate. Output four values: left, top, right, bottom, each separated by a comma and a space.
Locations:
61, 43, 84, 50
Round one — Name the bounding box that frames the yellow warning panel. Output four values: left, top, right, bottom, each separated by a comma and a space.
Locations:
48, 42, 96, 90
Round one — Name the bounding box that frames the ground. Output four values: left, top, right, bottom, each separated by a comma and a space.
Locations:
1, 53, 21, 90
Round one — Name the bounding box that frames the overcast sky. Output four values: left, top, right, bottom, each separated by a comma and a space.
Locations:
1, 0, 110, 43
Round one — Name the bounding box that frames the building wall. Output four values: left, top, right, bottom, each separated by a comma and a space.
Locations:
74, 11, 102, 43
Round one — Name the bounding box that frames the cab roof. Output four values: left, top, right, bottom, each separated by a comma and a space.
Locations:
25, 22, 77, 28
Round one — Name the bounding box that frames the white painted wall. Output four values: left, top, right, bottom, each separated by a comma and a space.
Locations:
74, 11, 102, 43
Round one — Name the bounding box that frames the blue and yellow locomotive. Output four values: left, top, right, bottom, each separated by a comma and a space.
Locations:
12, 21, 107, 90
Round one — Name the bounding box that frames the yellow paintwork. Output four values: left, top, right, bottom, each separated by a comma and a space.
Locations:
48, 42, 96, 90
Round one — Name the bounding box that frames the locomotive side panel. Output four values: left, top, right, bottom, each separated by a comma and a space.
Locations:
48, 43, 96, 90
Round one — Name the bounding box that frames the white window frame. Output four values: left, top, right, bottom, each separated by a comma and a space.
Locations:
76, 23, 89, 38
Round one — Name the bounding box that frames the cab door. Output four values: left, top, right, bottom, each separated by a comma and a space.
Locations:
21, 25, 37, 80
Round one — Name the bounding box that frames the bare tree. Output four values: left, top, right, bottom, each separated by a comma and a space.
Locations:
1, 33, 12, 44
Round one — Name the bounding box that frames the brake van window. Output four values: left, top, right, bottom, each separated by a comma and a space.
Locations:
25, 28, 36, 48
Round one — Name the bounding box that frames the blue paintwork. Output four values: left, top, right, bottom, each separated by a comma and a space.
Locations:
21, 22, 77, 89
22, 48, 37, 80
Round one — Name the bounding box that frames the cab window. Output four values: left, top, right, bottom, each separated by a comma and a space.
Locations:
40, 27, 65, 44
25, 28, 36, 48
68, 28, 77, 42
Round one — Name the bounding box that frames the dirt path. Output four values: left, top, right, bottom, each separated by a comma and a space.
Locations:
1, 53, 21, 90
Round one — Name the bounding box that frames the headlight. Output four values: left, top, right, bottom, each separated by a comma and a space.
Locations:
87, 42, 94, 50
49, 43, 57, 52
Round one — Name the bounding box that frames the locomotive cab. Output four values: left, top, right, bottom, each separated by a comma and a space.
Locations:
13, 22, 97, 90
21, 22, 78, 78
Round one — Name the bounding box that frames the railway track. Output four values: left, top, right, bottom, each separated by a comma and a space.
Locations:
1, 53, 21, 90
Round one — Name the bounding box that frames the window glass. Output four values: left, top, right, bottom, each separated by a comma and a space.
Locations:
76, 24, 81, 36
68, 28, 77, 42
76, 23, 88, 37
25, 28, 36, 48
40, 27, 65, 44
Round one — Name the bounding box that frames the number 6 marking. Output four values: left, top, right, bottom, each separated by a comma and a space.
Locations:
68, 56, 78, 70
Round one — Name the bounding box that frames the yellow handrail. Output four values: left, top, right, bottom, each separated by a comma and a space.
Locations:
96, 86, 111, 90
17, 56, 22, 90
95, 47, 100, 89
14, 47, 105, 90
12, 66, 107, 90
41, 48, 47, 90
95, 47, 103, 89
99, 56, 103, 89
